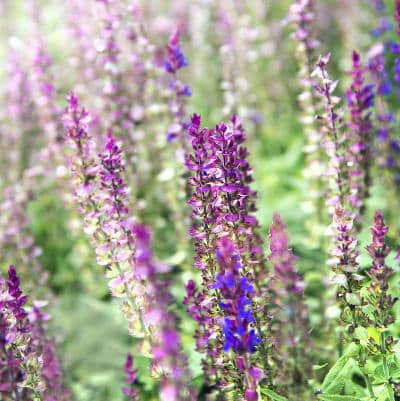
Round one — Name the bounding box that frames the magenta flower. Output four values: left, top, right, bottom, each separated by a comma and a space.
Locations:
122, 353, 139, 400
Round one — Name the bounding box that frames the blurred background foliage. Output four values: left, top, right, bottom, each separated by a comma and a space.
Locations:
0, 0, 399, 400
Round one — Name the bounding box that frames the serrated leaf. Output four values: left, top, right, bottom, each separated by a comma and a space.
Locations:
323, 375, 345, 395
321, 344, 358, 392
260, 388, 290, 401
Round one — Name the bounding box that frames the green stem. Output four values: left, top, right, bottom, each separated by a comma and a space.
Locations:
364, 372, 376, 400
380, 331, 395, 401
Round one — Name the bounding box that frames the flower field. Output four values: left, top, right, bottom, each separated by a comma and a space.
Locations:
0, 0, 400, 400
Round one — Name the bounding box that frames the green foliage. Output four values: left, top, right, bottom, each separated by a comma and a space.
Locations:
260, 388, 290, 401
317, 395, 362, 401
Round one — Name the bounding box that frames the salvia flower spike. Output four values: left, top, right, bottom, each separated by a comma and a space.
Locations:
345, 50, 375, 226
268, 213, 312, 392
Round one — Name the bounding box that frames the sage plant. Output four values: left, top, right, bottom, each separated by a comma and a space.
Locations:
312, 53, 373, 231
63, 93, 194, 401
164, 29, 191, 149
268, 213, 312, 395
289, 0, 326, 239
367, 2, 400, 192
0, 266, 41, 399
312, 54, 348, 216
0, 266, 70, 401
29, 36, 62, 170
96, 0, 138, 175
364, 211, 397, 399
345, 51, 375, 224
212, 237, 264, 401
185, 114, 271, 399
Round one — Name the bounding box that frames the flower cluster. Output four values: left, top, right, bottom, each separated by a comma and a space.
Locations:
186, 114, 265, 279
30, 304, 71, 401
164, 30, 191, 149
368, 47, 400, 178
164, 30, 189, 74
217, 3, 265, 127
132, 224, 194, 401
365, 212, 395, 329
268, 213, 312, 392
96, 0, 138, 172
0, 266, 38, 399
2, 47, 37, 184
62, 92, 141, 332
394, 1, 400, 90
0, 266, 69, 400
312, 54, 349, 214
345, 51, 375, 222
328, 207, 363, 332
63, 94, 194, 400
0, 183, 48, 295
30, 35, 62, 167
185, 114, 270, 399
367, 4, 400, 188
213, 238, 264, 401
289, 0, 325, 239
122, 353, 139, 400
213, 238, 260, 354
369, 0, 392, 38
364, 212, 397, 398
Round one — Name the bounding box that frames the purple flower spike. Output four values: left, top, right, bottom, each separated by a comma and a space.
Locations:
0, 266, 70, 399
365, 212, 395, 326
269, 214, 305, 297
164, 30, 191, 150
345, 50, 375, 224
185, 114, 270, 398
268, 214, 312, 389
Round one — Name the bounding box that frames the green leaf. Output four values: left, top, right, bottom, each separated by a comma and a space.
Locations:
372, 364, 386, 383
318, 395, 362, 401
323, 374, 345, 395
260, 388, 290, 401
354, 327, 368, 341
321, 344, 358, 393
345, 293, 361, 306
314, 363, 329, 370
368, 326, 381, 344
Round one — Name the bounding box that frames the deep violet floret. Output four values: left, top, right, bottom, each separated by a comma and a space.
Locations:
212, 238, 261, 354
